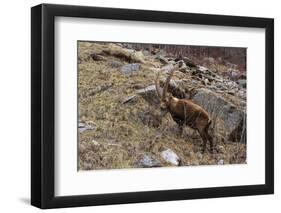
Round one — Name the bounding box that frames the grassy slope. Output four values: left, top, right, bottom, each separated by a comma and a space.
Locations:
78, 42, 246, 170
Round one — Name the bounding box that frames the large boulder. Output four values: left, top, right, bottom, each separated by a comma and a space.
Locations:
101, 43, 145, 63
121, 63, 141, 75
136, 153, 161, 168
191, 88, 246, 143
136, 85, 160, 105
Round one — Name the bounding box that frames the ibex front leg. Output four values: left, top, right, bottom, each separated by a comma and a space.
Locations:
198, 126, 213, 154
198, 129, 208, 153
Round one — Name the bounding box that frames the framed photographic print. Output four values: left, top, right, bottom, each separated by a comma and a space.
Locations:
31, 3, 274, 209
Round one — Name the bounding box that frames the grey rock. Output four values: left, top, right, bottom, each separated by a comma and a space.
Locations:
160, 149, 180, 166
192, 88, 246, 142
156, 55, 169, 65
121, 63, 141, 75
88, 83, 113, 96
237, 90, 246, 100
204, 78, 210, 85
136, 80, 186, 105
196, 152, 203, 160
182, 57, 197, 67
109, 60, 123, 68
136, 85, 160, 105
155, 49, 167, 57
169, 60, 177, 65
91, 140, 100, 146
90, 53, 106, 61
197, 65, 209, 73
132, 51, 145, 64
78, 122, 86, 128
177, 60, 185, 67
136, 85, 157, 94
161, 64, 174, 72
177, 60, 189, 73
237, 79, 247, 88
227, 90, 236, 96
166, 79, 187, 99
101, 43, 145, 63
121, 43, 133, 49
122, 95, 137, 104
218, 159, 224, 165
215, 82, 228, 90
78, 121, 96, 133
227, 69, 241, 81
79, 127, 88, 133
137, 154, 161, 168
138, 111, 162, 127
225, 81, 238, 90
142, 50, 151, 56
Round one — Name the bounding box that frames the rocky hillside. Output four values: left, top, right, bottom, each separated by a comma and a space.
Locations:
78, 42, 247, 170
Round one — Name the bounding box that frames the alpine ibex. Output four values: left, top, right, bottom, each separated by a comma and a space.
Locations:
155, 66, 213, 153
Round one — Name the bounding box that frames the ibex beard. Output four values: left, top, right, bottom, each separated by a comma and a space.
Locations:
155, 66, 213, 153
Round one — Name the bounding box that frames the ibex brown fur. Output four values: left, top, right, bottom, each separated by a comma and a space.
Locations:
155, 66, 213, 153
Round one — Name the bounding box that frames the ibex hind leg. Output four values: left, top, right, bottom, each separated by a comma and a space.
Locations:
206, 132, 213, 153
205, 122, 213, 154
198, 130, 208, 153
203, 132, 213, 154
198, 128, 213, 154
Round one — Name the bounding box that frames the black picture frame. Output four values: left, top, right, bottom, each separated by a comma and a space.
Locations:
31, 3, 274, 209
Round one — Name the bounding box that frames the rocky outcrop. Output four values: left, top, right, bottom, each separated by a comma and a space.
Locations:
136, 85, 160, 105
121, 63, 141, 75
191, 88, 246, 142
101, 43, 145, 64
136, 153, 161, 168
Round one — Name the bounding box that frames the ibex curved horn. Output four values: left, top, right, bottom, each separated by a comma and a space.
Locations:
162, 66, 177, 100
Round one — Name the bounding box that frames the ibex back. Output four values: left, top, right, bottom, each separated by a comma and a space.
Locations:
155, 66, 213, 153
